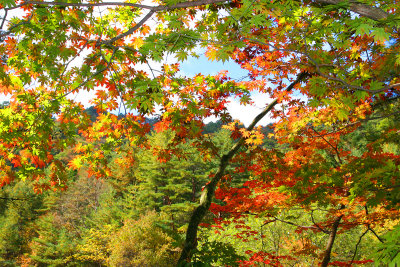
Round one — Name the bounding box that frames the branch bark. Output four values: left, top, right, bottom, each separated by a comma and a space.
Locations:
11, 0, 228, 46
265, 216, 328, 233
97, 10, 155, 46
10, 0, 228, 11
313, 0, 389, 21
10, 0, 388, 21
350, 228, 369, 264
176, 72, 309, 265
321, 214, 343, 267
5, 0, 389, 51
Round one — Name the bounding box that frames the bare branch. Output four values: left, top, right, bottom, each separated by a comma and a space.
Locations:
58, 40, 89, 83
0, 14, 33, 38
321, 215, 343, 267
310, 127, 343, 165
7, 1, 149, 10
364, 205, 385, 243
0, 9, 7, 29
311, 210, 330, 234
9, 0, 389, 22
15, 0, 227, 46
60, 47, 118, 99
9, 0, 228, 11
350, 228, 369, 264
368, 226, 385, 243
97, 10, 155, 46
266, 216, 328, 232
153, 0, 228, 11
313, 0, 389, 21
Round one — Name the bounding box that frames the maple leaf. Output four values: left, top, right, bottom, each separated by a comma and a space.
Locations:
132, 37, 144, 49
68, 156, 83, 170
205, 46, 217, 61
154, 120, 170, 132
11, 158, 22, 168
240, 128, 251, 138
0, 0, 398, 265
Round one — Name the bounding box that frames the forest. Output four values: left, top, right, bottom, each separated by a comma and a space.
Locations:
0, 0, 399, 265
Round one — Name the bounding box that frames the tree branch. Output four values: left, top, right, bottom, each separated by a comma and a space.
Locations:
0, 14, 33, 39
177, 71, 309, 265
311, 210, 330, 234
265, 216, 328, 233
13, 0, 227, 46
60, 47, 118, 99
10, 0, 228, 11
0, 9, 7, 29
350, 228, 369, 264
321, 214, 343, 267
365, 205, 385, 243
97, 10, 155, 46
310, 127, 343, 165
10, 0, 389, 22
313, 0, 389, 21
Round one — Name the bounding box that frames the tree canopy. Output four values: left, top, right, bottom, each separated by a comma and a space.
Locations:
0, 0, 400, 265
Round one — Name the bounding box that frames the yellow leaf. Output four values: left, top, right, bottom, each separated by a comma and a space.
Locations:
132, 37, 144, 49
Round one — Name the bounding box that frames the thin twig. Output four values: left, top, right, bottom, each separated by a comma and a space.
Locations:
0, 14, 33, 38
10, 0, 228, 11
60, 47, 118, 99
97, 10, 155, 46
0, 9, 8, 29
265, 216, 327, 232
58, 40, 89, 84
364, 205, 385, 243
311, 210, 329, 234
310, 127, 343, 165
350, 228, 369, 264
308, 110, 400, 138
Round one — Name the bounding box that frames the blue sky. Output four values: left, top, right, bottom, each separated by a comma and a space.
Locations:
179, 55, 276, 126
180, 55, 248, 79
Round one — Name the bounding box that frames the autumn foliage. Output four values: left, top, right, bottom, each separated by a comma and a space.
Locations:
0, 0, 400, 265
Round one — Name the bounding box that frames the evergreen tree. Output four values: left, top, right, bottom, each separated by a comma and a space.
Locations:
0, 181, 43, 266
134, 130, 211, 227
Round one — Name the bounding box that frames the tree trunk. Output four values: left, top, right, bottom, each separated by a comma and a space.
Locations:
321, 215, 343, 267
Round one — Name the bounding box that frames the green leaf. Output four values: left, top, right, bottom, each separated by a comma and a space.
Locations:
336, 109, 348, 121
354, 90, 369, 100
0, 0, 16, 7
372, 28, 390, 43
354, 23, 373, 36
369, 80, 384, 91
308, 98, 320, 108
175, 51, 188, 62
195, 76, 204, 84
